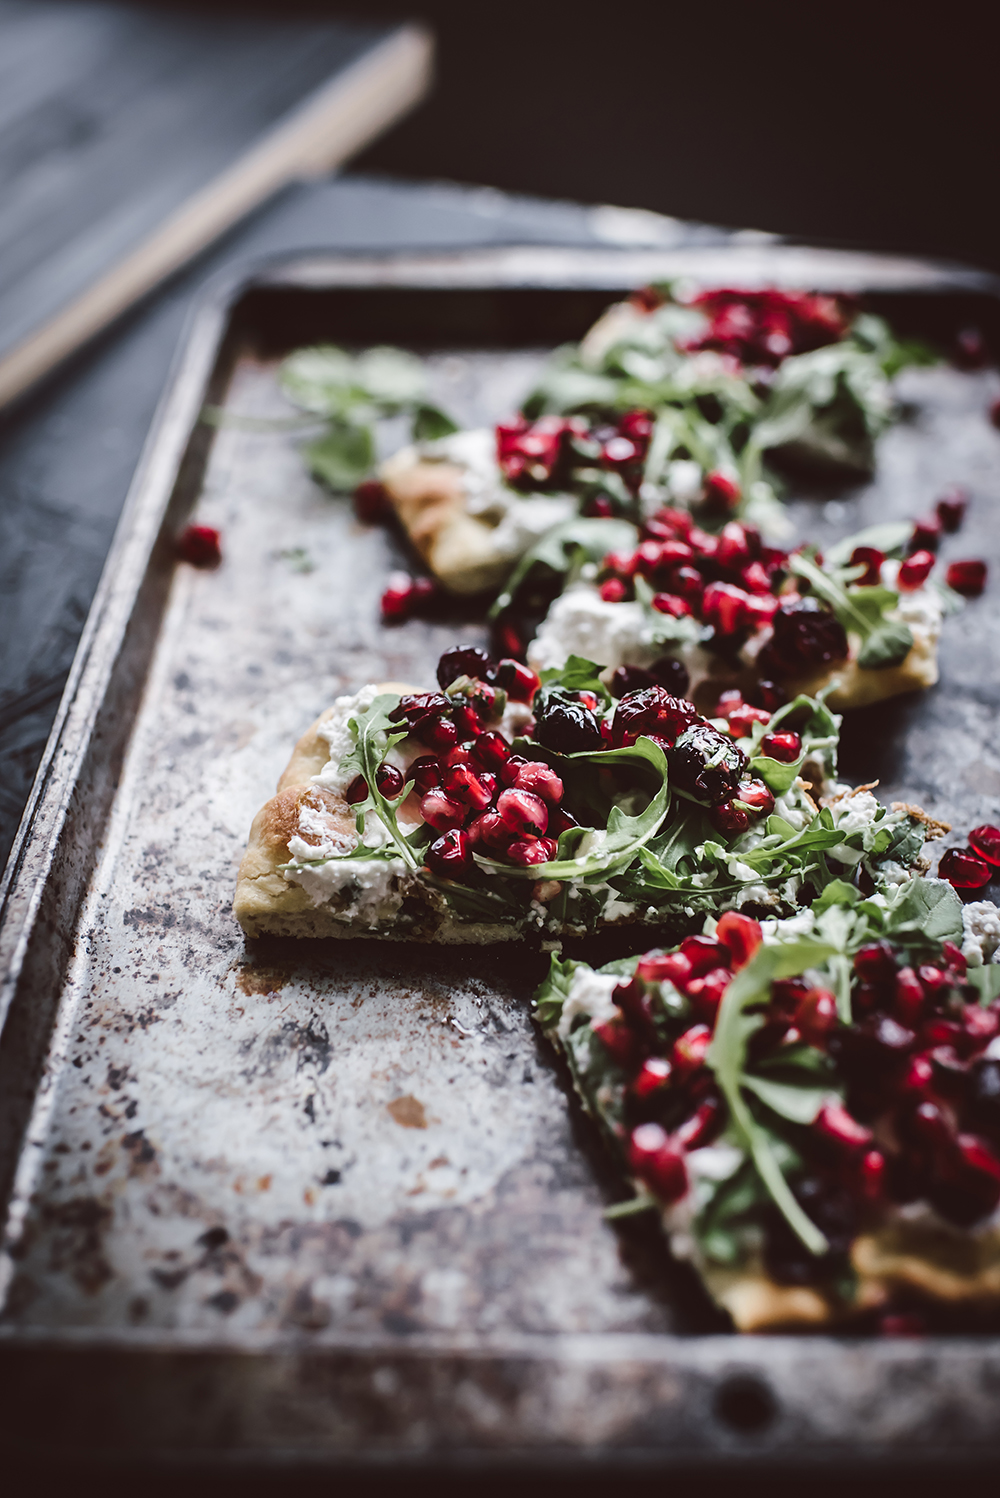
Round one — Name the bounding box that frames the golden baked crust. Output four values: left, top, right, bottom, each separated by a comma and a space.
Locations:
380, 450, 516, 596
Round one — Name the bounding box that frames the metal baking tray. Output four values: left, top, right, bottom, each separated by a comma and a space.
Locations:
3, 244, 1000, 1474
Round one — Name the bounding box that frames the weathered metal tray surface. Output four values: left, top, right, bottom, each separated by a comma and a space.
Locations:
2, 245, 1000, 1471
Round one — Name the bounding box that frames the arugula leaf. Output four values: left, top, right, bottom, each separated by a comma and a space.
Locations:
881, 876, 964, 947
334, 693, 419, 869
968, 965, 1000, 1005
825, 522, 912, 569
304, 422, 375, 491
539, 654, 613, 704
412, 403, 459, 441
489, 517, 637, 620
741, 1073, 831, 1126
533, 954, 585, 1027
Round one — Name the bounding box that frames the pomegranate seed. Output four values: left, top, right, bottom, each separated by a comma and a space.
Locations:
727, 704, 771, 738
631, 1056, 673, 1098
797, 987, 838, 1045
909, 516, 942, 553
703, 470, 741, 511
600, 577, 629, 604
898, 550, 935, 590
672, 1024, 713, 1077
969, 825, 1000, 866
506, 839, 554, 866
471, 732, 510, 774
452, 704, 484, 740
715, 911, 762, 968
942, 940, 968, 976
918, 965, 950, 1001
497, 787, 548, 837
760, 730, 801, 763
420, 789, 467, 832
669, 565, 705, 605
749, 679, 787, 712
701, 581, 754, 636
437, 646, 497, 689
495, 658, 540, 704
899, 1055, 935, 1096
964, 1005, 999, 1047
408, 756, 442, 794
710, 799, 750, 834
500, 754, 529, 787
686, 967, 730, 1018
741, 560, 774, 594
443, 744, 474, 767
938, 847, 991, 888
177, 523, 221, 567
854, 940, 897, 986
849, 545, 884, 586
471, 810, 514, 852
612, 977, 657, 1039
627, 1123, 688, 1203
910, 1099, 954, 1146
345, 774, 368, 805
593, 1016, 640, 1065
651, 593, 692, 618
861, 1149, 886, 1201
637, 951, 693, 989
736, 777, 775, 815
550, 807, 579, 835
715, 520, 758, 570
936, 486, 969, 532
815, 1101, 873, 1152
894, 966, 925, 1025
676, 1097, 722, 1149
425, 828, 473, 879
442, 763, 495, 810
353, 479, 390, 524
680, 936, 730, 977
412, 715, 459, 751
989, 396, 1000, 430
380, 570, 417, 623
716, 689, 743, 715
946, 559, 987, 595
512, 761, 564, 803
582, 495, 616, 518
375, 763, 404, 799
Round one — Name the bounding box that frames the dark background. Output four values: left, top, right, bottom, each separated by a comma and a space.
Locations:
154, 0, 998, 271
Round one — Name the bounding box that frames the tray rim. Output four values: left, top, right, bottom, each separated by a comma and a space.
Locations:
3, 243, 1000, 1464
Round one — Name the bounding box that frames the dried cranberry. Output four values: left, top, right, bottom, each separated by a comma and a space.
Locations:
849, 545, 884, 586
600, 577, 629, 604
760, 730, 801, 763
627, 1123, 688, 1203
670, 722, 748, 804
650, 656, 691, 697
177, 524, 222, 568
702, 470, 741, 511
375, 763, 404, 799
611, 687, 697, 749
533, 695, 603, 753
908, 516, 942, 553
511, 761, 563, 803
766, 597, 848, 674
345, 774, 368, 805
425, 828, 473, 880
436, 646, 497, 689
353, 480, 390, 524
946, 559, 987, 596
497, 787, 548, 837
471, 731, 511, 774
610, 665, 657, 698
969, 825, 1000, 866
495, 658, 540, 704
936, 486, 969, 531
898, 550, 935, 590
938, 847, 991, 889
715, 911, 762, 967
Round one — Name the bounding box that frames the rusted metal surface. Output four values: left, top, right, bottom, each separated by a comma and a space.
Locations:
2, 247, 1000, 1468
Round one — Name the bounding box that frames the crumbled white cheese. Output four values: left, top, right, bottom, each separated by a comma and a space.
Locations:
879, 559, 944, 644
314, 683, 381, 794
556, 967, 621, 1040
284, 856, 407, 926
962, 900, 1000, 967
666, 459, 703, 503
602, 892, 637, 922
826, 789, 882, 865
530, 585, 655, 673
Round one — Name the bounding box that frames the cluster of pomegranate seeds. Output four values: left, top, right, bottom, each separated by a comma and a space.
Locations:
936, 824, 1000, 891
599, 912, 764, 1204
495, 409, 653, 498
679, 288, 849, 368
380, 571, 440, 624
176, 524, 222, 568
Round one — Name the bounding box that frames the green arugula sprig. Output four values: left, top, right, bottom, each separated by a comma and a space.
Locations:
489, 516, 638, 621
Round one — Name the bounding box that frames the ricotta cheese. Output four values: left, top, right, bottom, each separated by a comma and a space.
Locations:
962, 900, 1000, 967
556, 967, 621, 1040
314, 683, 381, 795
285, 855, 407, 926
530, 586, 656, 674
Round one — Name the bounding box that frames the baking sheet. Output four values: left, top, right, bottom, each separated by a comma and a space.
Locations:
2, 246, 1000, 1467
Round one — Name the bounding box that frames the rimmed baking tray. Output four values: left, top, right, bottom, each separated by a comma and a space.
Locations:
2, 244, 1000, 1472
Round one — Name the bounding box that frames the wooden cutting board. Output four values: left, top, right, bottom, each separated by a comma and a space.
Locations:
0, 0, 432, 408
